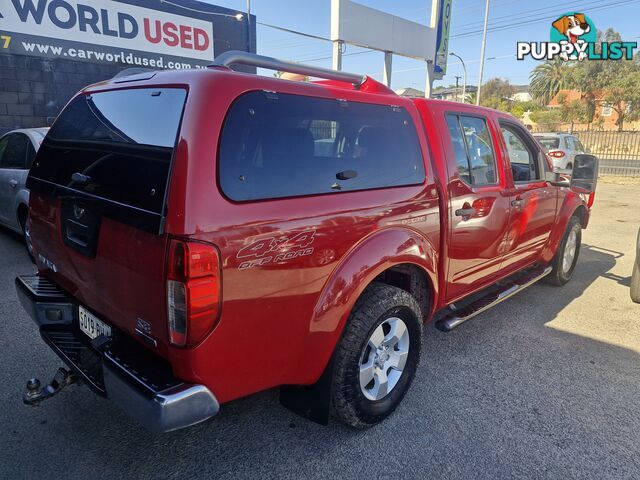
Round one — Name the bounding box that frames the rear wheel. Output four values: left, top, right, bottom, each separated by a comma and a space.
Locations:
331, 283, 422, 428
566, 162, 573, 171
546, 216, 581, 286
18, 208, 35, 264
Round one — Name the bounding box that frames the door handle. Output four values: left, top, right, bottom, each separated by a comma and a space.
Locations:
511, 199, 525, 208
8, 180, 18, 188
455, 207, 476, 217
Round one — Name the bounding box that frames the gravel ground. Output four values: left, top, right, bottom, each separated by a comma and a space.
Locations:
0, 182, 639, 479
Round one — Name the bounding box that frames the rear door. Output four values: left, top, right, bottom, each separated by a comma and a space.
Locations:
27, 88, 187, 352
498, 121, 558, 271
443, 113, 511, 302
0, 133, 31, 228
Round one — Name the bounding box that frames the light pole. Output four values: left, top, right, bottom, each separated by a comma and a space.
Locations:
246, 0, 252, 52
476, 0, 490, 105
449, 52, 467, 103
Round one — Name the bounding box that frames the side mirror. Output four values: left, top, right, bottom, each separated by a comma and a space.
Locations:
571, 154, 599, 194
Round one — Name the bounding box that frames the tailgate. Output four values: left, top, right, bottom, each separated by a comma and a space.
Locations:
27, 87, 187, 352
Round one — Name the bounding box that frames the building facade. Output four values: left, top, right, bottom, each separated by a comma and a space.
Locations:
0, 0, 255, 135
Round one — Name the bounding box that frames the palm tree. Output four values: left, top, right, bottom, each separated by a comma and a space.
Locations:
529, 58, 576, 106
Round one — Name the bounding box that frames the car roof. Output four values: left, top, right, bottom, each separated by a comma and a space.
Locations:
2, 127, 50, 146
533, 133, 572, 137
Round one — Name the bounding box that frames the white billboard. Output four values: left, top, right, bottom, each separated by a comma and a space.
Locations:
0, 0, 216, 62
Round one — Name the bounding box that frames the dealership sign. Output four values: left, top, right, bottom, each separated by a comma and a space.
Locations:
0, 0, 246, 68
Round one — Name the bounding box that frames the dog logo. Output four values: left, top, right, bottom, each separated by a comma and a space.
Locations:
551, 12, 595, 61
517, 12, 636, 62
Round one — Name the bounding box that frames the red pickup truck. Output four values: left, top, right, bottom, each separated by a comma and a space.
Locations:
16, 52, 598, 432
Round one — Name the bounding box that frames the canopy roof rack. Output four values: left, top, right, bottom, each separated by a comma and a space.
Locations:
209, 50, 366, 87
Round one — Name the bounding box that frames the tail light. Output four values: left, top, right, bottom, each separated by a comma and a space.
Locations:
548, 150, 565, 158
167, 240, 221, 347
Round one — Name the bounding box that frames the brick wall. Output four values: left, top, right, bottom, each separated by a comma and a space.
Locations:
0, 53, 121, 136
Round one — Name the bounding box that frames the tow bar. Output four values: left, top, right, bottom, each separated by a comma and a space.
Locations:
23, 367, 78, 406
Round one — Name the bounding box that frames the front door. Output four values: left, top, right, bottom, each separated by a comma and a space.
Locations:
444, 113, 512, 302
499, 122, 558, 271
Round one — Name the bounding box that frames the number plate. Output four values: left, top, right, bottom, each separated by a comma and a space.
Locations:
79, 305, 111, 339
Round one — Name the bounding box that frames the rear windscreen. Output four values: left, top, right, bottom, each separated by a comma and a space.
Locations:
29, 88, 186, 214
535, 137, 560, 150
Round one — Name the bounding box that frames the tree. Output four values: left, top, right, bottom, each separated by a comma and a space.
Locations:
591, 30, 640, 131
529, 58, 576, 105
481, 78, 516, 100
530, 108, 564, 131
557, 93, 588, 132
477, 78, 516, 112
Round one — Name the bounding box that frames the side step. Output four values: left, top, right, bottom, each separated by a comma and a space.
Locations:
436, 266, 553, 332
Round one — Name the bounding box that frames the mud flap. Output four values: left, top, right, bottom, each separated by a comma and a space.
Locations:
279, 357, 335, 425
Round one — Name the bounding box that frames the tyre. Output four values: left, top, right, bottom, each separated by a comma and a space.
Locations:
331, 283, 422, 428
566, 162, 573, 171
631, 232, 640, 303
18, 209, 35, 264
631, 251, 640, 304
546, 215, 581, 286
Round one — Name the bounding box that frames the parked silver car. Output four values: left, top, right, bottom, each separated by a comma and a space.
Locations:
533, 133, 587, 171
0, 128, 48, 257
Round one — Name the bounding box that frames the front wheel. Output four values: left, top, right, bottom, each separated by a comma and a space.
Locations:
631, 249, 640, 303
546, 216, 581, 286
331, 283, 422, 428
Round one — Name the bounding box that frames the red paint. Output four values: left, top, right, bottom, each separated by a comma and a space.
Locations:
143, 18, 209, 51
29, 67, 593, 405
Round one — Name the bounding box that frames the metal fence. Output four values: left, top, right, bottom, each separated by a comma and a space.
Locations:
552, 129, 640, 177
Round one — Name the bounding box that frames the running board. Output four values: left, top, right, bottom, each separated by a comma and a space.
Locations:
436, 266, 553, 332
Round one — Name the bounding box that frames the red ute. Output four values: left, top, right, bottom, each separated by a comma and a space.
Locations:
16, 52, 598, 432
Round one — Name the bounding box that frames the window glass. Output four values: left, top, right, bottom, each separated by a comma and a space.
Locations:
459, 116, 497, 185
445, 115, 471, 184
0, 136, 8, 166
29, 88, 186, 213
574, 138, 586, 152
25, 141, 36, 169
535, 137, 560, 150
0, 133, 28, 169
500, 125, 540, 182
565, 136, 575, 150
219, 92, 425, 201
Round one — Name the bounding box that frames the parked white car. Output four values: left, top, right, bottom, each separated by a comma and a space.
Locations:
533, 133, 587, 171
0, 128, 48, 258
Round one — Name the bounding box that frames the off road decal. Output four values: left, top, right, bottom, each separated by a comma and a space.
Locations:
237, 230, 315, 270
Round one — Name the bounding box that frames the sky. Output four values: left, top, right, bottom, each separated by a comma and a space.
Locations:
201, 0, 640, 91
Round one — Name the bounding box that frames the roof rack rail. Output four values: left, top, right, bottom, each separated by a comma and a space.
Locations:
209, 50, 366, 87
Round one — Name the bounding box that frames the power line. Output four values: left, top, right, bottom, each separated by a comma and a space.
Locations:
452, 0, 640, 39
453, 0, 616, 33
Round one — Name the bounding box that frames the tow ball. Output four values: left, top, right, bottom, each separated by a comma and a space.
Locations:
23, 368, 78, 406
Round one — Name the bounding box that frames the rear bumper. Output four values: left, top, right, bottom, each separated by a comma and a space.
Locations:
16, 275, 219, 433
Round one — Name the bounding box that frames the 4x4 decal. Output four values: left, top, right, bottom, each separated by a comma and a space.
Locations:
237, 230, 315, 270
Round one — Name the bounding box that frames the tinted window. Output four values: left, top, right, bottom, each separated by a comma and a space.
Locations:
448, 115, 497, 185
0, 133, 29, 169
445, 115, 471, 184
29, 88, 186, 213
574, 138, 586, 152
535, 137, 560, 150
219, 92, 425, 201
501, 125, 540, 182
